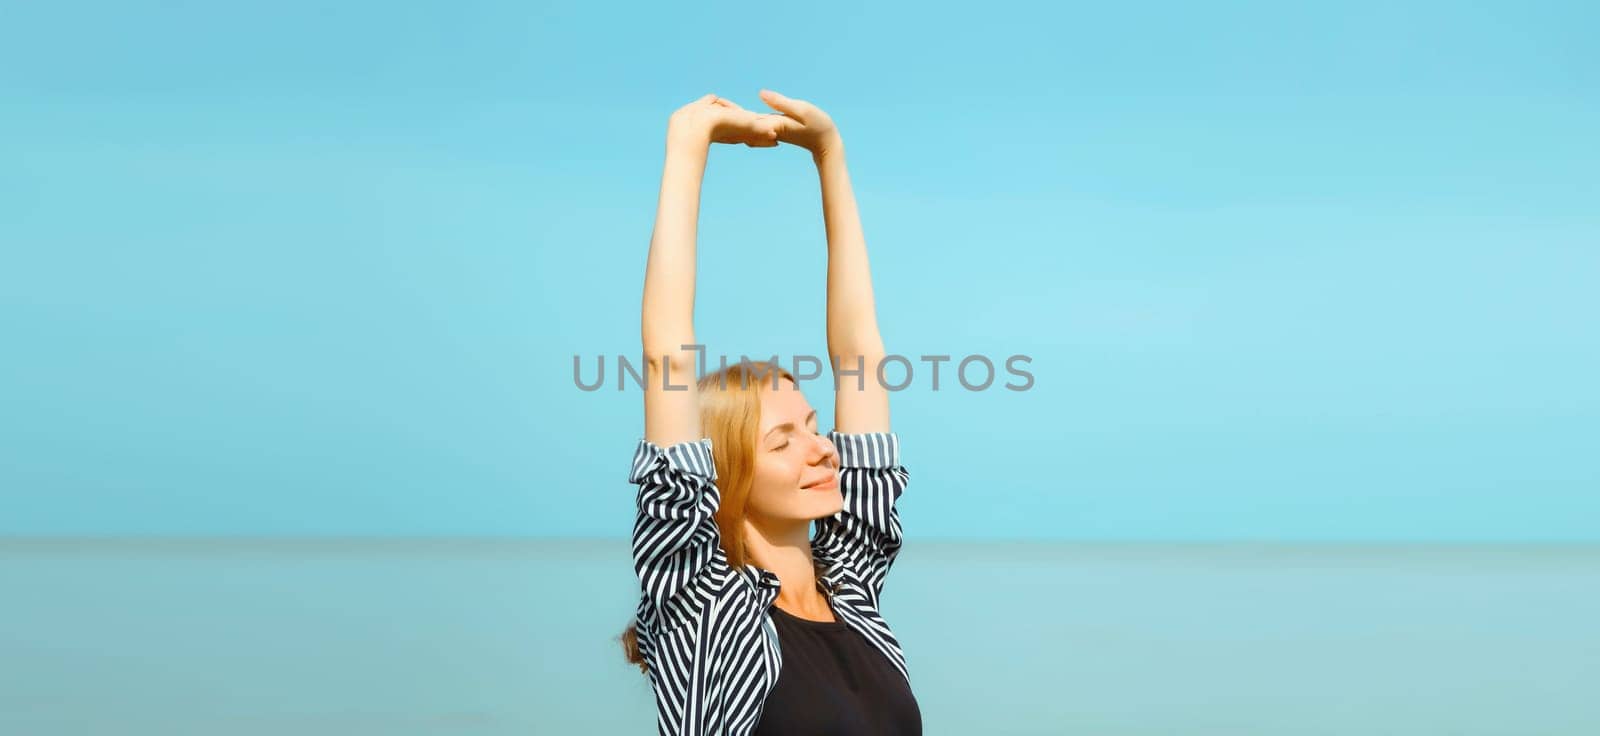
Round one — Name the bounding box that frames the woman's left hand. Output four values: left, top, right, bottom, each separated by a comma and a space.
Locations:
757, 89, 842, 158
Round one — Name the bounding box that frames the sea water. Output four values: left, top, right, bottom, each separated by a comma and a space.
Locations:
2, 538, 1596, 735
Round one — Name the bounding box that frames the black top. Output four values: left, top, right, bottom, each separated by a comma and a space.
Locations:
752, 599, 923, 736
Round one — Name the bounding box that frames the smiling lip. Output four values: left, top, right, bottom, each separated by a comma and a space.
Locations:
802, 476, 839, 491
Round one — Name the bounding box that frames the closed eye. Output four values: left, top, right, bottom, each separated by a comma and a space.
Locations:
770, 427, 821, 452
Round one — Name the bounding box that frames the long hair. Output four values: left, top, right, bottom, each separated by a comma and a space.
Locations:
618, 360, 799, 674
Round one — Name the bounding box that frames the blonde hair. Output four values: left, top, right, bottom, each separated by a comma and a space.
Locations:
618, 360, 815, 674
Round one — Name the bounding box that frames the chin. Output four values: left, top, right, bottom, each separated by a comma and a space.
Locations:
796, 491, 844, 521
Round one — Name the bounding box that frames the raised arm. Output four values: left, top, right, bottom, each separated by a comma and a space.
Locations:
643, 95, 781, 445
641, 100, 711, 447
632, 95, 780, 634
760, 90, 907, 605
758, 89, 888, 433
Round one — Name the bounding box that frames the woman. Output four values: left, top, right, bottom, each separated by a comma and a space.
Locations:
617, 90, 922, 736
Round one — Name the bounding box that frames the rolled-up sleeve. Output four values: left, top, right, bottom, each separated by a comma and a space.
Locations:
628, 436, 730, 634
812, 430, 910, 607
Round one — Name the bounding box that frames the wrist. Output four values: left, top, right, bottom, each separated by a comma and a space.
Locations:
665, 122, 711, 154
810, 133, 845, 165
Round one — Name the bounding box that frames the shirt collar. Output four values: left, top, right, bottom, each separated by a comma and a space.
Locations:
817, 557, 847, 593
748, 557, 847, 595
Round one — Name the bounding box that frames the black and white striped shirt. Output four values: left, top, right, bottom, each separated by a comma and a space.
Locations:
627, 430, 912, 736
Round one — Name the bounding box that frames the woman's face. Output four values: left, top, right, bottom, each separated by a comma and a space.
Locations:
745, 378, 841, 525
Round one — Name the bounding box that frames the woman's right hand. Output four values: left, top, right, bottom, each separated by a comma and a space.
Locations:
667, 94, 781, 149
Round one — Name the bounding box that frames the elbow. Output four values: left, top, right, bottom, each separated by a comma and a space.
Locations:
827, 333, 887, 360
641, 325, 699, 375
827, 347, 887, 373
643, 349, 697, 378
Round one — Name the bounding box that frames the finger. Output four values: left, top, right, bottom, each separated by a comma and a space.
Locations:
737, 123, 779, 147
754, 113, 801, 142
748, 127, 780, 147
711, 96, 747, 111
758, 89, 808, 122
739, 114, 781, 140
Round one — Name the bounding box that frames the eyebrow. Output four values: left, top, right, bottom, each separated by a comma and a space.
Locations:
764, 410, 818, 440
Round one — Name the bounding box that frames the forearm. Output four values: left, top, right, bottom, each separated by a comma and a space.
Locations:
642, 136, 710, 364
817, 143, 886, 358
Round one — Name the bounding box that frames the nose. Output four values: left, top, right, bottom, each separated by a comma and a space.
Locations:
811, 433, 838, 468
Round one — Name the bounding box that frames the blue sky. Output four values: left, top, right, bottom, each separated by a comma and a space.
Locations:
3, 1, 1596, 540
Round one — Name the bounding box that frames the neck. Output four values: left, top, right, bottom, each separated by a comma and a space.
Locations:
742, 515, 831, 614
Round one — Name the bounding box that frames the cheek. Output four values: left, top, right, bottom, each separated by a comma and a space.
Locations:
751, 453, 803, 497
